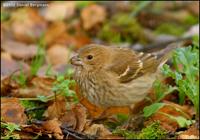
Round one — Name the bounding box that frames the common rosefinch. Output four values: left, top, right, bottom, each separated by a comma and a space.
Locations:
70, 44, 179, 117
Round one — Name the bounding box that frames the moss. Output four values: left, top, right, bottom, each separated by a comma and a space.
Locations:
137, 122, 167, 139
20, 100, 45, 120
98, 14, 147, 44
113, 122, 167, 139
112, 129, 137, 139
154, 23, 185, 36
183, 14, 199, 26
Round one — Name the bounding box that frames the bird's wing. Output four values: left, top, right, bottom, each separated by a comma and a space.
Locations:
107, 48, 159, 83
107, 43, 181, 83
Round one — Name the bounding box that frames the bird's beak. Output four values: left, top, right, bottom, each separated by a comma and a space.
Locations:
70, 55, 83, 66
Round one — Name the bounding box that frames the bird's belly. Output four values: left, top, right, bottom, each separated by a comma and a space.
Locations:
82, 74, 156, 108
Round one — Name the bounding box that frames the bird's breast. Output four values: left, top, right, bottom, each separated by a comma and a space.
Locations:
74, 70, 156, 108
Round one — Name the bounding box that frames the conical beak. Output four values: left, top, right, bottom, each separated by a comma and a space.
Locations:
70, 55, 83, 66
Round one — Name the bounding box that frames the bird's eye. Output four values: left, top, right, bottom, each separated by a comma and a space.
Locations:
86, 55, 93, 60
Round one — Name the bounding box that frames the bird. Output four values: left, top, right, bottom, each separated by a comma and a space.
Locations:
70, 43, 180, 119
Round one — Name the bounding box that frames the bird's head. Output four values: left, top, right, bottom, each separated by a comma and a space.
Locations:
70, 44, 110, 72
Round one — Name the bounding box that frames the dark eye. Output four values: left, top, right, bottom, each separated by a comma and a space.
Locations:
87, 55, 93, 60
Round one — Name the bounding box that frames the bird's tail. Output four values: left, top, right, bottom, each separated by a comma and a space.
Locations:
153, 42, 183, 69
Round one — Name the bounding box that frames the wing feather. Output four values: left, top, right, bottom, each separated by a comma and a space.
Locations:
107, 48, 159, 83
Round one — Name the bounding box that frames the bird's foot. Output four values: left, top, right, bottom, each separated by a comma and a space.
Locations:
118, 113, 144, 130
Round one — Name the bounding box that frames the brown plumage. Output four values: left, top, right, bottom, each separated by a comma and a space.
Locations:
70, 44, 179, 113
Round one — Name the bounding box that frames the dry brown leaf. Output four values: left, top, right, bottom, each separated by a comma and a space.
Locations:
47, 44, 70, 66
81, 4, 106, 30
21, 124, 44, 136
11, 131, 34, 139
11, 77, 54, 98
43, 96, 67, 119
59, 110, 77, 130
73, 34, 91, 49
59, 104, 87, 131
1, 52, 12, 60
44, 21, 67, 46
1, 52, 30, 80
1, 98, 27, 124
138, 11, 167, 29
1, 40, 37, 59
100, 135, 124, 139
42, 118, 64, 139
43, 1, 76, 21
84, 124, 111, 137
187, 1, 199, 16
72, 104, 87, 132
11, 8, 47, 43
145, 101, 193, 132
178, 125, 199, 139
1, 75, 19, 96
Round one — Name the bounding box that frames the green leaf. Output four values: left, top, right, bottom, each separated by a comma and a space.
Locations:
175, 116, 194, 128
116, 113, 129, 123
30, 35, 45, 76
159, 112, 194, 128
143, 103, 165, 117
1, 122, 21, 132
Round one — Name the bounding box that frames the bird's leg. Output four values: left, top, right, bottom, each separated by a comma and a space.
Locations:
119, 98, 151, 129
119, 112, 144, 130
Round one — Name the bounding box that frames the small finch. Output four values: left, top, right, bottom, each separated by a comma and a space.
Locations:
70, 43, 180, 117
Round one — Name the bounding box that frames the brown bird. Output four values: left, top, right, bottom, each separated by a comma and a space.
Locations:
70, 43, 179, 119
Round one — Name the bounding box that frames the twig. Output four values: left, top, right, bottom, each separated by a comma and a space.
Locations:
61, 125, 97, 139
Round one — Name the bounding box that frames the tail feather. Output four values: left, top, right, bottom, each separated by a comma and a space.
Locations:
153, 42, 183, 69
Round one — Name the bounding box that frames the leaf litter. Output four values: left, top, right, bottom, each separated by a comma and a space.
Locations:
1, 1, 199, 139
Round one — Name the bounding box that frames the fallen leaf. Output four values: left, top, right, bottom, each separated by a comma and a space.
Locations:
72, 104, 87, 132
52, 32, 91, 49
11, 77, 54, 98
186, 1, 199, 16
1, 98, 27, 124
43, 1, 76, 21
12, 131, 35, 139
42, 118, 63, 139
44, 21, 67, 46
59, 104, 87, 131
21, 124, 44, 136
1, 52, 30, 79
43, 96, 67, 119
1, 40, 37, 59
178, 125, 199, 139
84, 124, 111, 137
47, 44, 70, 66
81, 4, 106, 30
145, 101, 193, 132
11, 8, 47, 43
100, 135, 124, 139
59, 110, 77, 129
73, 34, 91, 49
1, 75, 19, 96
